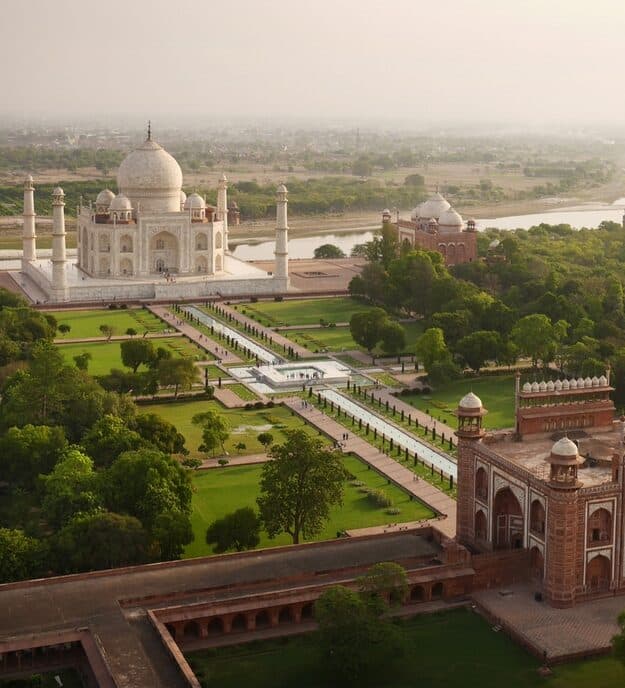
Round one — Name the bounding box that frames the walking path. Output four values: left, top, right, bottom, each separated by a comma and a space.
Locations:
148, 305, 243, 364
54, 332, 182, 344
216, 302, 313, 359
284, 398, 456, 537
198, 453, 268, 469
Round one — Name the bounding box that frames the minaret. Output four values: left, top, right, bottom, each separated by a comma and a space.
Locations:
274, 183, 289, 290
22, 175, 36, 269
51, 187, 68, 299
216, 174, 229, 251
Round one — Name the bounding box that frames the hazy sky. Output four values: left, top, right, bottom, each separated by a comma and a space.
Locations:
2, 0, 625, 125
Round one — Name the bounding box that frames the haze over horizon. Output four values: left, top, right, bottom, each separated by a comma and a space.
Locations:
2, 0, 625, 128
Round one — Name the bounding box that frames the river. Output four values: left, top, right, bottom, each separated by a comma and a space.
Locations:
230, 199, 625, 261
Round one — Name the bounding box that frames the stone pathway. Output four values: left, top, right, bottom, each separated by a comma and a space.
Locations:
53, 332, 182, 344
198, 453, 268, 469
148, 305, 242, 364
284, 398, 456, 537
216, 303, 313, 359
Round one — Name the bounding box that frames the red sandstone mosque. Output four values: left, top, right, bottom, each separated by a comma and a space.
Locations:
455, 371, 623, 608
383, 190, 478, 265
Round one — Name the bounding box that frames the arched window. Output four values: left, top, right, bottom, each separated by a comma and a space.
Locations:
588, 508, 612, 545
530, 499, 545, 536
475, 467, 488, 501
156, 238, 165, 250
215, 254, 222, 271
196, 233, 207, 250
475, 510, 487, 540
120, 235, 133, 253
215, 232, 223, 249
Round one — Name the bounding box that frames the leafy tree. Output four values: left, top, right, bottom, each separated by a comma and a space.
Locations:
349, 308, 388, 359
158, 357, 197, 397
53, 511, 150, 573
151, 510, 194, 560
257, 430, 346, 544
205, 507, 261, 553
257, 431, 274, 450
314, 244, 346, 259
456, 330, 501, 373
0, 528, 44, 583
100, 448, 192, 529
40, 448, 100, 527
57, 323, 71, 335
73, 351, 92, 371
81, 414, 144, 467
125, 327, 137, 337
379, 321, 406, 360
315, 585, 405, 686
99, 324, 115, 341
0, 424, 67, 488
192, 409, 229, 457
0, 336, 20, 366
120, 339, 155, 373
134, 413, 187, 455
358, 562, 409, 609
415, 327, 448, 371
612, 611, 625, 665
512, 314, 556, 368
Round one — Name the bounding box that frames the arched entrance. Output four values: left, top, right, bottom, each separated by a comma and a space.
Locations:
207, 617, 223, 635
410, 586, 425, 602
493, 487, 523, 550
231, 613, 247, 632
530, 546, 544, 581
120, 258, 133, 276
431, 582, 444, 599
474, 509, 487, 540
475, 467, 488, 501
151, 231, 179, 273
586, 554, 610, 592
530, 500, 545, 536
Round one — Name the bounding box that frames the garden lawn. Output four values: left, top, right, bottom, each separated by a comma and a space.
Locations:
404, 374, 516, 430
185, 454, 434, 557
48, 308, 166, 339
141, 400, 318, 459
227, 383, 259, 401
57, 336, 205, 376
236, 297, 374, 327
187, 607, 625, 688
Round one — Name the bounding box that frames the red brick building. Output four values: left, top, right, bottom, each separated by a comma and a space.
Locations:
385, 191, 478, 266
455, 373, 624, 607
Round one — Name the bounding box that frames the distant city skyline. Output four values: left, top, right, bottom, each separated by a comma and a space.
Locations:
2, 0, 624, 126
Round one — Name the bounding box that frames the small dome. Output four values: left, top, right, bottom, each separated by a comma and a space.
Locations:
522, 382, 532, 393
53, 186, 64, 196
438, 207, 463, 228
531, 382, 539, 393
459, 391, 482, 410
551, 437, 578, 458
591, 376, 600, 387
599, 375, 608, 386
585, 377, 593, 388
562, 379, 570, 390
180, 190, 187, 204
418, 192, 451, 219
547, 381, 555, 391
110, 193, 132, 211
569, 378, 577, 389
277, 183, 288, 193
96, 189, 115, 207
184, 192, 206, 210
577, 377, 585, 388
554, 380, 563, 391
539, 381, 547, 392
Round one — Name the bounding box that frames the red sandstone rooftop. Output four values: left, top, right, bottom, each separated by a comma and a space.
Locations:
482, 426, 621, 488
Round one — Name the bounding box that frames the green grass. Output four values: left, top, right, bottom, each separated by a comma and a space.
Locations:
205, 364, 230, 379
48, 308, 166, 339
403, 374, 516, 430
141, 400, 317, 458
185, 454, 434, 557
57, 337, 206, 376
187, 607, 625, 688
227, 383, 259, 401
236, 297, 374, 327
370, 371, 403, 387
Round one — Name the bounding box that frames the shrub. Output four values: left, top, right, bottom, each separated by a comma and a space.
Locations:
120, 304, 128, 309
266, 400, 275, 408
386, 507, 401, 515
254, 401, 264, 409
328, 322, 336, 328
366, 489, 392, 508
251, 296, 258, 303
182, 457, 202, 469
274, 295, 283, 302
350, 479, 365, 487
217, 458, 229, 467
245, 403, 254, 410
358, 487, 371, 494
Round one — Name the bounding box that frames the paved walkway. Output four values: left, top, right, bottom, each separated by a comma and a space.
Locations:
198, 453, 268, 469
53, 332, 182, 344
473, 582, 623, 660
216, 303, 313, 359
284, 398, 456, 537
148, 305, 242, 364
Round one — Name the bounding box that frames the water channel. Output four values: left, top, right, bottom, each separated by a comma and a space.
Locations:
319, 388, 457, 479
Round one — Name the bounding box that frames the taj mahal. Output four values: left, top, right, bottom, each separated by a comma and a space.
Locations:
14, 127, 290, 302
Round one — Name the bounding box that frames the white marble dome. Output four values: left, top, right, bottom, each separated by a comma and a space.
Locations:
110, 194, 132, 211
418, 192, 451, 219
459, 391, 482, 410
180, 190, 187, 205
599, 375, 608, 386
562, 379, 570, 390
52, 186, 64, 196
551, 437, 578, 458
184, 192, 206, 210
438, 207, 463, 231
555, 380, 563, 391
96, 189, 115, 207
117, 138, 183, 213
522, 382, 532, 392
